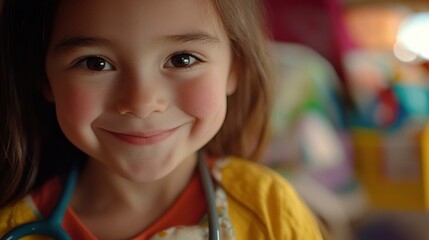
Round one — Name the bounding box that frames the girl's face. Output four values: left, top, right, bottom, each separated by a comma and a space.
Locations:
45, 0, 237, 182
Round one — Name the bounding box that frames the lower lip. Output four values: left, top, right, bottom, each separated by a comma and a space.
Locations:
109, 129, 177, 146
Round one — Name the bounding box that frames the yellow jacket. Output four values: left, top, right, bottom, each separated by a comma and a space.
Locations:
0, 157, 323, 239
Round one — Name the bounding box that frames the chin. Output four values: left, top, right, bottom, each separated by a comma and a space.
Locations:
115, 158, 179, 183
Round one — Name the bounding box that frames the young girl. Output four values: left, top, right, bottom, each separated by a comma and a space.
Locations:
0, 0, 323, 239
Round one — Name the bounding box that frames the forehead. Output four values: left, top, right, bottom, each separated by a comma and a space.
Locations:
50, 0, 226, 45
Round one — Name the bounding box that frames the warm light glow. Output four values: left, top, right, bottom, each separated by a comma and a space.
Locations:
395, 12, 429, 61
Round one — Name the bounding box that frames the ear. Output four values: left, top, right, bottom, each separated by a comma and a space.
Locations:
42, 83, 55, 102
226, 59, 239, 95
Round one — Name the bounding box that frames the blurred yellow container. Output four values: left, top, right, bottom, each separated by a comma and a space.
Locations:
352, 122, 429, 210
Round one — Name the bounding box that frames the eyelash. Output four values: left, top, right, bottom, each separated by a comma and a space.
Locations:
74, 55, 114, 71
164, 52, 203, 69
73, 52, 203, 72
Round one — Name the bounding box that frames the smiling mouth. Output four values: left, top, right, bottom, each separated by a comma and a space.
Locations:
107, 128, 178, 146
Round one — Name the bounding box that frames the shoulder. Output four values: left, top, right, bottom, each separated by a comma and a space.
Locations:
0, 177, 60, 237
213, 157, 323, 240
0, 196, 40, 236
213, 157, 301, 203
214, 156, 289, 186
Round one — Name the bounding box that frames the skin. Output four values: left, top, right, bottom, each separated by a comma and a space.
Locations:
44, 0, 237, 238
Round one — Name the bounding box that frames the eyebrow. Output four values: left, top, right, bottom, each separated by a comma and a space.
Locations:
52, 36, 113, 53
52, 32, 221, 54
160, 32, 221, 45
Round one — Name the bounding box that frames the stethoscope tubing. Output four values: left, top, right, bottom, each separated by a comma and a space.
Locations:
1, 161, 79, 240
198, 152, 220, 240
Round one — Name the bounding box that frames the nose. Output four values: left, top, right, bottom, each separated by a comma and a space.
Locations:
115, 73, 168, 118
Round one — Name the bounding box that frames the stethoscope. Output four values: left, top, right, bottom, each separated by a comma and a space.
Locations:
2, 153, 220, 240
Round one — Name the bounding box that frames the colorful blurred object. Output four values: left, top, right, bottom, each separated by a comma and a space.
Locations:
264, 41, 364, 240
343, 2, 429, 211
264, 42, 353, 191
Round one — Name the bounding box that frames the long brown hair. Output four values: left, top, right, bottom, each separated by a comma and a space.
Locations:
0, 0, 273, 208
0, 0, 82, 208
204, 0, 273, 161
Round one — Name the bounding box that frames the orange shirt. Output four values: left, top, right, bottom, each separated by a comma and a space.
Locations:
31, 170, 207, 239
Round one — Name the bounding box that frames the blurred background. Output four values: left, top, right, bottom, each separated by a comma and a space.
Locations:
260, 0, 429, 239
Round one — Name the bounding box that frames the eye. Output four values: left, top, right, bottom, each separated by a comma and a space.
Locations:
164, 53, 200, 68
76, 56, 114, 71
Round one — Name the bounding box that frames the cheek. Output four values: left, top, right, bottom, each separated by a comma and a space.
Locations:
178, 78, 227, 119
52, 84, 102, 126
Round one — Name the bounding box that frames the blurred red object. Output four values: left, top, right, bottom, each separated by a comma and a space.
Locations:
263, 0, 355, 86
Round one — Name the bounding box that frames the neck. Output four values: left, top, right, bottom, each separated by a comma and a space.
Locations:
69, 154, 198, 238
